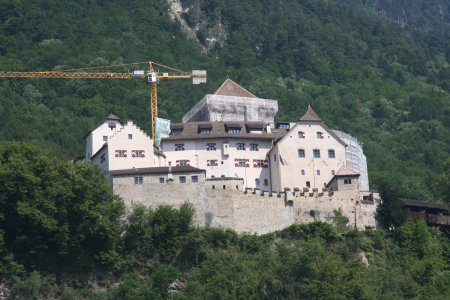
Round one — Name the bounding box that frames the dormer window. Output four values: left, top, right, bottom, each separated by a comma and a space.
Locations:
228, 127, 241, 134
200, 128, 211, 135
298, 131, 305, 138
246, 122, 264, 134
278, 123, 290, 130
171, 129, 182, 136
198, 123, 213, 135
248, 128, 262, 134
170, 124, 184, 135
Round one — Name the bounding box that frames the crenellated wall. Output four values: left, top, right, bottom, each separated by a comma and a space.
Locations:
113, 176, 380, 234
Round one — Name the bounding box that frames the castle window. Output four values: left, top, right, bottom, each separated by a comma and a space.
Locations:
344, 179, 352, 184
200, 128, 211, 135
306, 181, 311, 188
255, 179, 260, 186
313, 149, 320, 158
108, 124, 116, 130
115, 150, 127, 157
298, 131, 305, 138
331, 170, 335, 176
207, 143, 217, 151
317, 132, 324, 139
273, 154, 277, 162
159, 177, 165, 183
301, 169, 305, 175
328, 149, 335, 158
134, 176, 143, 185
253, 159, 268, 168
191, 176, 198, 183
179, 176, 186, 183
298, 149, 305, 158
317, 170, 320, 176
132, 150, 145, 157
100, 153, 106, 163
235, 159, 248, 167
264, 179, 268, 186
223, 185, 226, 189
236, 143, 246, 150
250, 143, 259, 151
177, 160, 190, 167
128, 134, 133, 140
207, 159, 218, 166
103, 135, 108, 142
175, 144, 185, 151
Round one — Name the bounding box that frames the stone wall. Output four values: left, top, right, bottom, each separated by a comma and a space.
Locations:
112, 176, 380, 234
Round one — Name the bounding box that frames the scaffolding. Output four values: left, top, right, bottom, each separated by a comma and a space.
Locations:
182, 94, 278, 125
333, 130, 370, 191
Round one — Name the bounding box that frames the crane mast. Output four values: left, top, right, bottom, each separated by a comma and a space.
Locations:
0, 61, 207, 141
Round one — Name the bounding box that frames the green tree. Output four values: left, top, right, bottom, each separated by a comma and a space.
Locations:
0, 142, 124, 274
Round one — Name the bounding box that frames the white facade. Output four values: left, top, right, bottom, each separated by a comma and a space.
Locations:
85, 115, 123, 160
270, 119, 347, 191
89, 120, 165, 173
161, 137, 272, 189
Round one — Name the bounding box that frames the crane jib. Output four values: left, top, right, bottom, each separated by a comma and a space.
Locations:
0, 65, 207, 143
0, 71, 133, 79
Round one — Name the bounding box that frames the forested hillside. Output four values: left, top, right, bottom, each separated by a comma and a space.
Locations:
0, 143, 449, 299
0, 0, 448, 200
0, 0, 449, 202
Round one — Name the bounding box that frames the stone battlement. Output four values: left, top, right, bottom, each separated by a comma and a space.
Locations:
113, 175, 380, 234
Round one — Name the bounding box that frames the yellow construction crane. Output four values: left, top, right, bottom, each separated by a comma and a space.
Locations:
0, 61, 207, 141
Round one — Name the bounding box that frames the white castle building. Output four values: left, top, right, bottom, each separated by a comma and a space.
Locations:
84, 79, 378, 233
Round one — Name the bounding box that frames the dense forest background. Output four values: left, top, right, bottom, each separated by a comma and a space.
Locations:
1, 0, 449, 202
0, 0, 449, 201
1, 0, 450, 298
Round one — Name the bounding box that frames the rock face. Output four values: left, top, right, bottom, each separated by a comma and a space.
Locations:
0, 283, 10, 300
168, 276, 188, 295
166, 0, 227, 50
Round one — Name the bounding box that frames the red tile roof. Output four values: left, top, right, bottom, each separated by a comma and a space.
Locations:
214, 79, 257, 98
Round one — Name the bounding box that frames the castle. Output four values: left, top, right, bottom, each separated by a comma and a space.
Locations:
84, 79, 380, 234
